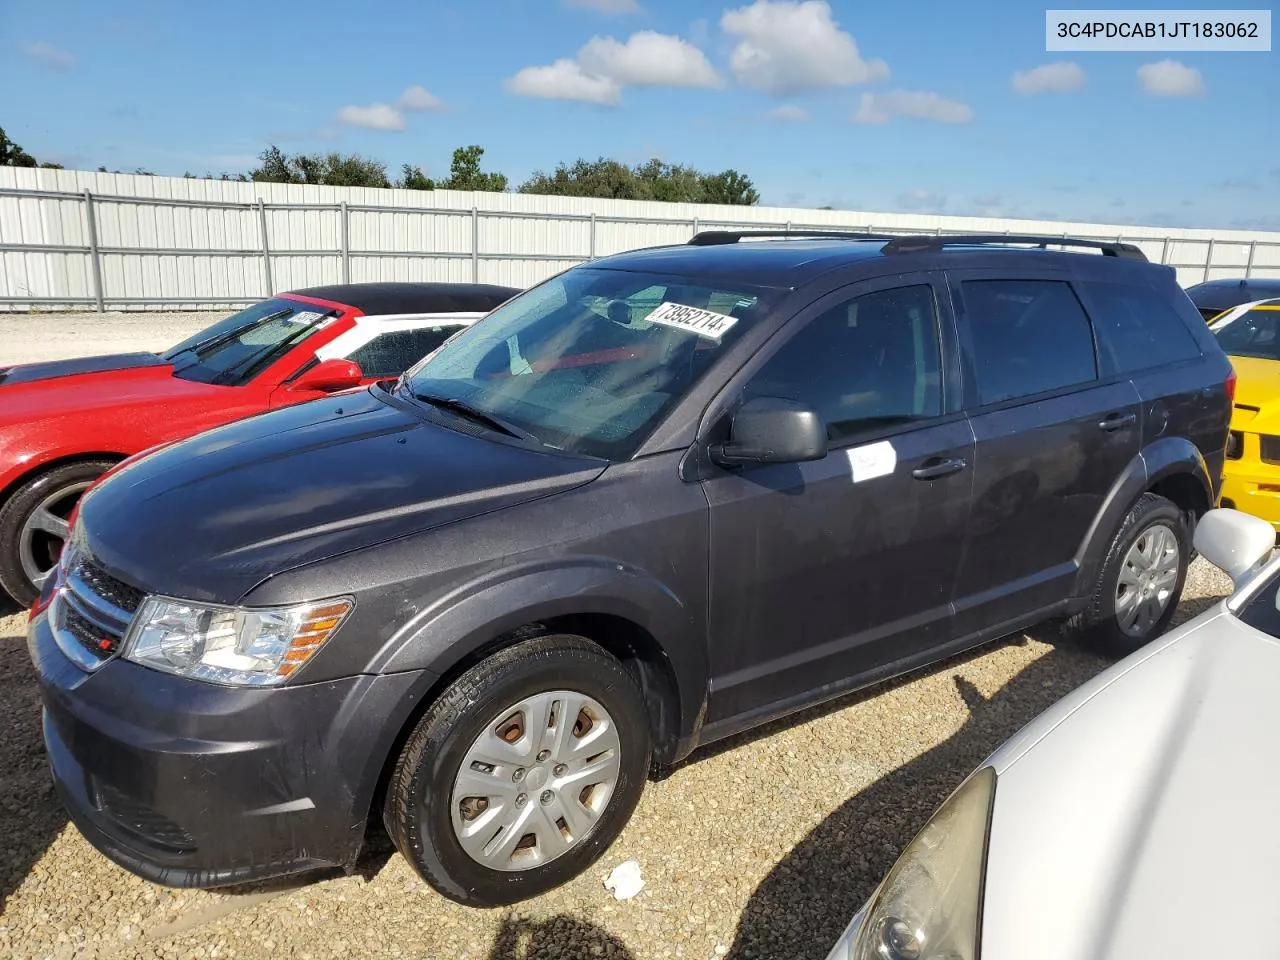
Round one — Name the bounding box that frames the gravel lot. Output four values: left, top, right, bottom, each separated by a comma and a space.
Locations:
0, 312, 1239, 960
0, 564, 1232, 960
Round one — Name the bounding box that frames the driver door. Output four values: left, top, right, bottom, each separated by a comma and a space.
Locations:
701, 273, 975, 731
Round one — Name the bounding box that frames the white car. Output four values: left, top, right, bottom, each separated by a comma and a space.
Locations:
826, 507, 1280, 960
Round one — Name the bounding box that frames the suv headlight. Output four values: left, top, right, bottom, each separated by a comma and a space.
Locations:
830, 767, 996, 960
123, 596, 353, 686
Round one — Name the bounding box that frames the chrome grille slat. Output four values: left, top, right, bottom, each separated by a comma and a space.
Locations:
48, 549, 144, 672
61, 576, 132, 633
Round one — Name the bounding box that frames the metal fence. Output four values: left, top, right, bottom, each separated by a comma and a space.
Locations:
3, 175, 1280, 311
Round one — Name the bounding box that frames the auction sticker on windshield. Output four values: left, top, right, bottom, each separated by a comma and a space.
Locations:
645, 302, 739, 340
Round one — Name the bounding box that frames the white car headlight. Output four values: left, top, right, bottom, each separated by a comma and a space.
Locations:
830, 766, 995, 960
123, 596, 353, 686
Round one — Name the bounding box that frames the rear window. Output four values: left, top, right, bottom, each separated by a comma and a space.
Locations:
960, 279, 1098, 406
1080, 281, 1202, 375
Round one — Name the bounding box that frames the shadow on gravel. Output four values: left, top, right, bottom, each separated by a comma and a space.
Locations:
486, 915, 635, 959
723, 598, 1227, 960
0, 601, 70, 913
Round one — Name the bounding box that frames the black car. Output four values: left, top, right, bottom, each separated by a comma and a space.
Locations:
28, 231, 1233, 906
1185, 276, 1280, 322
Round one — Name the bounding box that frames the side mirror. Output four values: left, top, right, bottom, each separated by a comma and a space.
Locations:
1194, 508, 1276, 588
709, 397, 828, 467
289, 358, 365, 393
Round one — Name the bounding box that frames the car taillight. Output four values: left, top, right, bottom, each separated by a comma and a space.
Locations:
1226, 368, 1237, 405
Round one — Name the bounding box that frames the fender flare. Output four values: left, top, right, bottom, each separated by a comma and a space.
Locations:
368, 558, 709, 758
1072, 436, 1213, 596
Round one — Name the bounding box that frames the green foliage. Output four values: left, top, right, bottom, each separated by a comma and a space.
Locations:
398, 164, 436, 190
519, 156, 759, 205
1, 127, 61, 168
439, 145, 508, 192
250, 145, 391, 188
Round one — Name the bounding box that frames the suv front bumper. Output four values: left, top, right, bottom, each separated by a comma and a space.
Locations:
28, 607, 424, 888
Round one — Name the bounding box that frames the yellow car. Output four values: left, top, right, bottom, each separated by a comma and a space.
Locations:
1212, 297, 1280, 528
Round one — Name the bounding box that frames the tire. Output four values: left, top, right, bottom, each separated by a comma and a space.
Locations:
0, 460, 114, 606
1067, 493, 1191, 658
384, 635, 652, 906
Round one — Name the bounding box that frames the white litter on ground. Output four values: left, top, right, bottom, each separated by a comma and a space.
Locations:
603, 859, 645, 900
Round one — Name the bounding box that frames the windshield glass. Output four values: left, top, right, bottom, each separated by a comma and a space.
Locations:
1212, 307, 1280, 361
164, 298, 338, 386
401, 267, 780, 460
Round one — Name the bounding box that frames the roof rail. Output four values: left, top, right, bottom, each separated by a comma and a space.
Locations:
882, 234, 1148, 261
688, 229, 901, 246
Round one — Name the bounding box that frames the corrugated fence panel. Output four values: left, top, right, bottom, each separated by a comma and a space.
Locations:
4, 167, 1280, 309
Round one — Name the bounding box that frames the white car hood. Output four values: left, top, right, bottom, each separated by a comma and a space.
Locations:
981, 609, 1280, 960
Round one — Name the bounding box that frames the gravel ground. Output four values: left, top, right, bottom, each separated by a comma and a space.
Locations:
0, 560, 1233, 960
0, 313, 218, 365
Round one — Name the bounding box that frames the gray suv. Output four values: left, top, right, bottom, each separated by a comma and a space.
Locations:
28, 232, 1233, 906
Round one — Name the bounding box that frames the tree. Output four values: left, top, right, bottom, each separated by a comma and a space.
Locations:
249, 145, 390, 188
251, 145, 293, 183
520, 156, 760, 205
1, 127, 61, 168
398, 164, 435, 190
439, 145, 507, 192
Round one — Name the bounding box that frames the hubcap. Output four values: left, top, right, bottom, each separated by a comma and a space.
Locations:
18, 480, 92, 592
1115, 522, 1180, 638
450, 690, 621, 871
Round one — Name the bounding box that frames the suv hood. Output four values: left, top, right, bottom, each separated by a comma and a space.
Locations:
980, 612, 1280, 960
77, 387, 606, 603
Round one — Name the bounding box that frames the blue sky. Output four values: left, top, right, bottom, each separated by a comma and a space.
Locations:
4, 0, 1278, 228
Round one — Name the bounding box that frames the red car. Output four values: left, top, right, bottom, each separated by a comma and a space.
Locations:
0, 281, 517, 605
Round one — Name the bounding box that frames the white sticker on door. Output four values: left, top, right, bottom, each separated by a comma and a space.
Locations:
644, 301, 739, 340
846, 440, 897, 483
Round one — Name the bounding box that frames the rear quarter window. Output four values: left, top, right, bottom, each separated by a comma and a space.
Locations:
1080, 280, 1202, 376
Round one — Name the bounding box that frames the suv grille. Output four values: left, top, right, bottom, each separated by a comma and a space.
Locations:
50, 550, 142, 671
1261, 435, 1280, 465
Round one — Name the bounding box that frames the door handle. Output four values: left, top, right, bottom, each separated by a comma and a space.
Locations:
912, 457, 968, 481
1099, 412, 1137, 432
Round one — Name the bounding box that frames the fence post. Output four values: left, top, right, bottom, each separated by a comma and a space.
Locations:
1246, 240, 1258, 278
692, 217, 700, 239
1160, 237, 1171, 265
1203, 237, 1215, 283
257, 199, 273, 297
471, 208, 479, 283
340, 201, 350, 284
589, 213, 597, 259
82, 189, 105, 313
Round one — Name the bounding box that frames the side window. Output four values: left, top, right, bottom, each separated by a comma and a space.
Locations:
346, 326, 465, 378
961, 279, 1097, 406
1081, 280, 1202, 374
744, 284, 943, 443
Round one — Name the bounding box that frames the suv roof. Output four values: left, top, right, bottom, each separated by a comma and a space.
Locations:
591, 231, 1157, 287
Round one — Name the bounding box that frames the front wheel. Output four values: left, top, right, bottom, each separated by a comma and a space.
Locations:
1067, 493, 1191, 658
384, 635, 652, 906
0, 460, 114, 606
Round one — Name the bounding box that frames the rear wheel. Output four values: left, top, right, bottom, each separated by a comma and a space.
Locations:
0, 460, 114, 606
1068, 493, 1190, 658
384, 635, 651, 906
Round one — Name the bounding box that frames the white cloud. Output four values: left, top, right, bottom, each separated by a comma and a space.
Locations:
1138, 59, 1205, 97
767, 104, 809, 122
578, 31, 720, 87
897, 188, 947, 211
397, 85, 443, 111
853, 90, 973, 125
23, 41, 75, 70
721, 0, 888, 95
506, 31, 719, 104
564, 0, 639, 12
1012, 61, 1085, 95
505, 59, 621, 105
336, 103, 406, 131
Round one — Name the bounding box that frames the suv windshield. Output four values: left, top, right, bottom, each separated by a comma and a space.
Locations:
1211, 306, 1280, 361
401, 267, 779, 460
163, 298, 337, 386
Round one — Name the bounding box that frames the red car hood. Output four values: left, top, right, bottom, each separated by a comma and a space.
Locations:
0, 353, 214, 426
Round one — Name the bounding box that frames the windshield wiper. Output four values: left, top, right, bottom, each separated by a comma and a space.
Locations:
411, 392, 540, 443
163, 308, 297, 362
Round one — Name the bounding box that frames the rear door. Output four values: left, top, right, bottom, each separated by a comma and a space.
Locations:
702, 273, 975, 727
948, 269, 1142, 637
